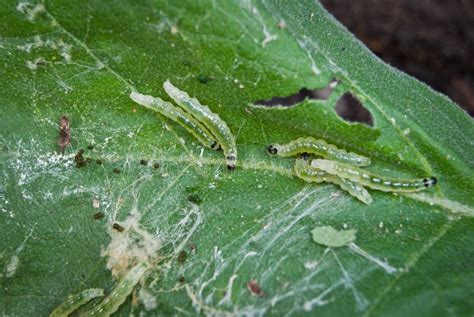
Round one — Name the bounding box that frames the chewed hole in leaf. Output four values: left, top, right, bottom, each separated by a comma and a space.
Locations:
335, 93, 373, 126
253, 80, 338, 107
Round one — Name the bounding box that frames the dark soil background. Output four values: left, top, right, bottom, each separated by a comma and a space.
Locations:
321, 0, 474, 117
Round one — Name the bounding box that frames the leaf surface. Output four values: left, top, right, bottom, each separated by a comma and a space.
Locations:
1, 1, 473, 316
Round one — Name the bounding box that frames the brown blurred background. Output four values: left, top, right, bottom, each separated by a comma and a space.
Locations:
321, 0, 474, 116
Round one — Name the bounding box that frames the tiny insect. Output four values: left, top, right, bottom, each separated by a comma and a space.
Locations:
58, 115, 70, 154
112, 223, 125, 232
268, 137, 370, 166
49, 288, 104, 317
311, 159, 437, 192
294, 159, 372, 205
130, 91, 220, 150
163, 80, 237, 170
82, 262, 149, 316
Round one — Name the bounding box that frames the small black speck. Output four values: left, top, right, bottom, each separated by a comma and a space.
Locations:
431, 176, 437, 185
87, 145, 94, 150
140, 159, 148, 166
112, 168, 121, 174
341, 47, 346, 51
227, 164, 235, 171
187, 193, 202, 205
93, 212, 104, 220
301, 153, 309, 160
177, 250, 187, 265
197, 74, 209, 84
112, 223, 125, 232
96, 159, 102, 165
153, 163, 160, 169
178, 276, 186, 283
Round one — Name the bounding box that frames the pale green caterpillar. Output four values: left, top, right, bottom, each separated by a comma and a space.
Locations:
49, 288, 104, 317
294, 159, 372, 205
311, 159, 437, 192
130, 91, 220, 150
268, 137, 370, 167
163, 80, 237, 170
82, 262, 149, 316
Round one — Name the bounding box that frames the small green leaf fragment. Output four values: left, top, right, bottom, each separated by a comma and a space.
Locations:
311, 226, 357, 248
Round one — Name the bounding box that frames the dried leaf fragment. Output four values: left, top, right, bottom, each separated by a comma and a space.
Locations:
58, 115, 70, 154
247, 280, 265, 297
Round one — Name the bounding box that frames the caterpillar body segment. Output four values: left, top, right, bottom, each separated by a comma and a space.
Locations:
130, 91, 220, 150
49, 288, 104, 317
294, 159, 372, 205
163, 80, 237, 170
311, 159, 437, 193
268, 137, 370, 166
83, 262, 149, 316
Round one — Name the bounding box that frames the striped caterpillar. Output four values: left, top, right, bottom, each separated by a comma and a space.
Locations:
311, 159, 437, 192
82, 262, 149, 316
163, 80, 237, 170
49, 288, 104, 317
130, 81, 237, 170
268, 137, 370, 167
294, 158, 372, 205
130, 92, 219, 150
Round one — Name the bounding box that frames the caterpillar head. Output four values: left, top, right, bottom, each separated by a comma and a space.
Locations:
267, 145, 278, 155
226, 155, 236, 171
423, 177, 437, 187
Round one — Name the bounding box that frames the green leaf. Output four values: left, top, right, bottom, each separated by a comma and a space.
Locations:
1, 1, 473, 316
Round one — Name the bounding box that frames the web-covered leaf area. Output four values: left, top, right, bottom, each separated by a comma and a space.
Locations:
1, 0, 473, 316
